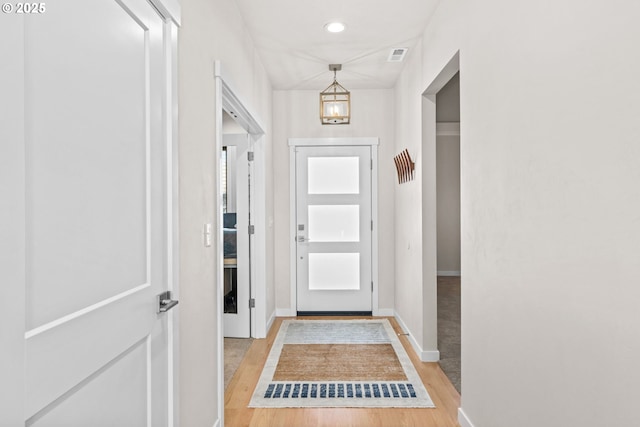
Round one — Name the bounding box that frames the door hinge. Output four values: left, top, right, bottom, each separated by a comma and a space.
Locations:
371, 159, 373, 170
247, 151, 254, 161
248, 224, 255, 235
371, 281, 374, 292
371, 220, 373, 231
249, 298, 255, 308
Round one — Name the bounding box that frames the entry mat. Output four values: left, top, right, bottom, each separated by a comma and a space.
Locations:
248, 319, 435, 408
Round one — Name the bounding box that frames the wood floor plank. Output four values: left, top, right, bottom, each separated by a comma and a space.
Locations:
224, 316, 461, 427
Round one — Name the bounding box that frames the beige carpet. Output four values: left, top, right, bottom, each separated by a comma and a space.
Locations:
438, 276, 461, 393
224, 338, 253, 390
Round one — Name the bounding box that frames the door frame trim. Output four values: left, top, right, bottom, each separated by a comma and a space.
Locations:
215, 62, 266, 341
287, 137, 381, 315
214, 61, 267, 427
159, 15, 180, 427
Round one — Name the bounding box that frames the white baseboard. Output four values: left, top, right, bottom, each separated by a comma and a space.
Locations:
373, 308, 394, 317
422, 350, 440, 362
393, 312, 440, 362
266, 310, 276, 335
458, 408, 475, 427
437, 270, 461, 276
394, 312, 420, 356
275, 308, 296, 317
276, 308, 396, 318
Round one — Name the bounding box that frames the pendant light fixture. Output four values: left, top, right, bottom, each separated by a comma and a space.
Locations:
320, 64, 350, 125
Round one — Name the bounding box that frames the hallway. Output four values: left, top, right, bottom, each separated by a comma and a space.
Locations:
224, 317, 461, 427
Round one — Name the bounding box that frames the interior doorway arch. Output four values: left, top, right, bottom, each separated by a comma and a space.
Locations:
420, 51, 460, 359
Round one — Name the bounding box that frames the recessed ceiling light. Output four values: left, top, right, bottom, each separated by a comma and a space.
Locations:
324, 22, 346, 33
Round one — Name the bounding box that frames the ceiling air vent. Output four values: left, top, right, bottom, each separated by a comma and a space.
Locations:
387, 48, 408, 62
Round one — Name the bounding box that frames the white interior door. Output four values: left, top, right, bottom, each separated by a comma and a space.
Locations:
1, 0, 176, 424
295, 145, 373, 313
223, 134, 251, 338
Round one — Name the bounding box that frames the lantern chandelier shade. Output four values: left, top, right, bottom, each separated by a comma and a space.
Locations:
320, 64, 350, 125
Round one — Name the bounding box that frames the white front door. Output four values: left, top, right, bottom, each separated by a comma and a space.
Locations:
295, 145, 373, 313
1, 0, 176, 424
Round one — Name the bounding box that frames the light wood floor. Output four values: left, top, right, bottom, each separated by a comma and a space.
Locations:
225, 316, 461, 427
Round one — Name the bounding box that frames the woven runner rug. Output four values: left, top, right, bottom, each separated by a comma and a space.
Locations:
248, 319, 435, 408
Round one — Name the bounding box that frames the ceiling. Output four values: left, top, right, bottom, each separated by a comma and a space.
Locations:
234, 0, 442, 90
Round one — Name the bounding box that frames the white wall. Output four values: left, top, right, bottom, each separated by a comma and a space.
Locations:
436, 72, 460, 123
393, 37, 440, 360
436, 133, 460, 274
178, 0, 272, 425
395, 0, 640, 426
272, 89, 396, 314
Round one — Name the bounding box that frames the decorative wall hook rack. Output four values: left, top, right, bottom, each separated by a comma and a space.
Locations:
394, 149, 415, 184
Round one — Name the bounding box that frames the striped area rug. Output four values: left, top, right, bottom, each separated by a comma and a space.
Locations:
248, 319, 435, 408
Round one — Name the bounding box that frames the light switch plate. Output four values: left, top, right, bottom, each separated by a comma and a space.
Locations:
204, 223, 212, 247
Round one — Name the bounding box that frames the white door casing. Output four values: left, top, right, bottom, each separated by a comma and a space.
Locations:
0, 0, 179, 424
294, 144, 374, 313
215, 64, 267, 426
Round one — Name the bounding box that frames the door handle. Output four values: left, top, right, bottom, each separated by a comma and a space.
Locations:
157, 291, 179, 313
297, 236, 311, 243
